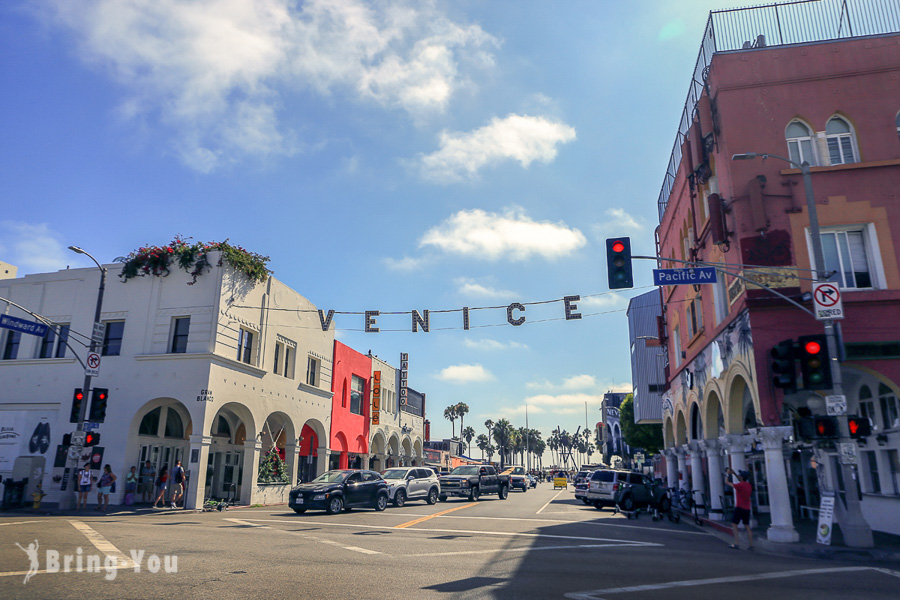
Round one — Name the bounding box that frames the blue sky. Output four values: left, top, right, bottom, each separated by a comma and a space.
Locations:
0, 0, 743, 447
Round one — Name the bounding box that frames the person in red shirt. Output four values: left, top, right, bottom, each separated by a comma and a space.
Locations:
726, 467, 754, 550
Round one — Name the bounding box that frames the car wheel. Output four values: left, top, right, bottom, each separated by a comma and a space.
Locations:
375, 493, 387, 512
439, 494, 447, 502
326, 496, 343, 515
426, 488, 439, 505
393, 489, 406, 508
658, 496, 671, 513
593, 501, 604, 511
523, 485, 527, 493
292, 508, 307, 514
469, 487, 480, 501
499, 485, 509, 500
620, 495, 635, 512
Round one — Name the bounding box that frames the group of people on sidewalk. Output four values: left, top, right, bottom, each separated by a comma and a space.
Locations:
74, 459, 187, 511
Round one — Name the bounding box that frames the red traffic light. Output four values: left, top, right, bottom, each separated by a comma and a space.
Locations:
611, 241, 625, 253
84, 432, 101, 446
95, 390, 107, 401
804, 340, 821, 355
847, 415, 871, 439
75, 391, 84, 401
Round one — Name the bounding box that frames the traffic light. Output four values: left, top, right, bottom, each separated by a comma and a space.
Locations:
89, 388, 109, 423
799, 334, 832, 390
69, 388, 85, 423
606, 237, 633, 289
814, 416, 839, 439
847, 415, 871, 439
84, 432, 101, 447
770, 339, 797, 391
794, 416, 815, 441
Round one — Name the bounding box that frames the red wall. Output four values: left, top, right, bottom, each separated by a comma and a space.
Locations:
330, 341, 372, 469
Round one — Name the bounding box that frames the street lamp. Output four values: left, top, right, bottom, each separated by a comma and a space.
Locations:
731, 152, 873, 547
62, 246, 107, 509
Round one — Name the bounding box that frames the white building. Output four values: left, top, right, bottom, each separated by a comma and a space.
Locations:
367, 354, 425, 472
0, 252, 337, 509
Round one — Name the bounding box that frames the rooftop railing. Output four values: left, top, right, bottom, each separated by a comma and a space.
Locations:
656, 0, 900, 222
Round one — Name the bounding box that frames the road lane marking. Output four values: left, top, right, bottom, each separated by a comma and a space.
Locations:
68, 521, 135, 568
224, 518, 270, 528
416, 542, 661, 558
564, 567, 882, 599
0, 520, 42, 527
394, 502, 476, 529
536, 489, 569, 514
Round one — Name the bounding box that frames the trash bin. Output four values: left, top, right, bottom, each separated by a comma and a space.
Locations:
2, 477, 29, 510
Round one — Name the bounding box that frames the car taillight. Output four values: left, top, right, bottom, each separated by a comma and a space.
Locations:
613, 483, 619, 492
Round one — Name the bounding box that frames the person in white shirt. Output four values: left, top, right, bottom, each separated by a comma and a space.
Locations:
76, 463, 92, 511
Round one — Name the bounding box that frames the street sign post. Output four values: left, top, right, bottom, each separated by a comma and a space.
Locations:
812, 282, 844, 320
652, 267, 718, 286
825, 394, 847, 416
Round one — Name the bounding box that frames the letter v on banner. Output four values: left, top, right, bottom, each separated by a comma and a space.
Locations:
317, 309, 335, 331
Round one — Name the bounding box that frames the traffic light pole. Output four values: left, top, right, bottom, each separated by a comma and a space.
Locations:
60, 248, 106, 510
733, 153, 872, 548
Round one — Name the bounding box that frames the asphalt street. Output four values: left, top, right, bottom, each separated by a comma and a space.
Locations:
1, 483, 898, 599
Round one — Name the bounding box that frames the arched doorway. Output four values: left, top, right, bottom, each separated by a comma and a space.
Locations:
207, 403, 253, 504
298, 423, 322, 483
258, 412, 295, 485
130, 399, 192, 504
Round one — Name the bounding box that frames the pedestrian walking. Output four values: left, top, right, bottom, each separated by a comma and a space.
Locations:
124, 466, 138, 505
726, 467, 754, 550
171, 460, 186, 508
97, 464, 116, 511
76, 462, 92, 511
140, 460, 155, 503
152, 466, 169, 509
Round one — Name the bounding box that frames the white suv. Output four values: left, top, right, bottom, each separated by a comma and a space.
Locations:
381, 467, 440, 507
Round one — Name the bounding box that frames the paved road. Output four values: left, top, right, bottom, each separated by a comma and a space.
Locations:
1, 484, 898, 599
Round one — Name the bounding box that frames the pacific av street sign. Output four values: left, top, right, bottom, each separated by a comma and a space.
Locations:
653, 267, 718, 286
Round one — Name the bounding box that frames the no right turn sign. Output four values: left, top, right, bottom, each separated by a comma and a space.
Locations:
812, 282, 844, 321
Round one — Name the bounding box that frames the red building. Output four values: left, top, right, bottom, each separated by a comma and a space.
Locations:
329, 341, 372, 470
655, 0, 900, 542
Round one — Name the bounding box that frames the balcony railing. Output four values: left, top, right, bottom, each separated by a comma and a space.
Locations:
656, 0, 900, 222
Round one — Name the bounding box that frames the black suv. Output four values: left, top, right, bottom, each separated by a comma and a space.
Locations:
289, 469, 389, 514
586, 469, 669, 512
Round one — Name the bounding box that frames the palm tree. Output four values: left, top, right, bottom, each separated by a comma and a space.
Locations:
475, 434, 489, 460
484, 419, 494, 440
492, 419, 513, 470
444, 405, 458, 439
462, 426, 476, 456
455, 402, 469, 434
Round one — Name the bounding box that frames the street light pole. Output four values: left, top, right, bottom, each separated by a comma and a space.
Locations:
732, 153, 873, 547
61, 246, 107, 510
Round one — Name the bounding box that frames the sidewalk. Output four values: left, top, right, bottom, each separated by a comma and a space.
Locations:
683, 509, 900, 563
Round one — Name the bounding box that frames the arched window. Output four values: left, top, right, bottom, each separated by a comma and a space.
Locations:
164, 409, 184, 438
139, 407, 161, 436
825, 116, 857, 165
786, 120, 816, 166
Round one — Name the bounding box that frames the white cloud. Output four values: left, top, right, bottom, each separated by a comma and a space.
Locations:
578, 293, 629, 310
463, 338, 528, 351
419, 113, 576, 182
420, 207, 585, 261
525, 374, 598, 392
383, 255, 428, 272
592, 208, 645, 238
521, 392, 605, 416
436, 363, 494, 383
0, 222, 71, 275
43, 0, 498, 171
455, 278, 515, 299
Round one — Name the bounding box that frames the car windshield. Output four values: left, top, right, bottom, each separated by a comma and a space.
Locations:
450, 466, 481, 476
381, 469, 410, 480
312, 471, 349, 484
593, 471, 615, 482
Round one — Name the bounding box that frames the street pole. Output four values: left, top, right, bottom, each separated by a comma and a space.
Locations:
60, 246, 107, 510
732, 153, 873, 547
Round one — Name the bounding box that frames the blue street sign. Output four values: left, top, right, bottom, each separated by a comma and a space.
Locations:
653, 267, 718, 286
0, 314, 49, 337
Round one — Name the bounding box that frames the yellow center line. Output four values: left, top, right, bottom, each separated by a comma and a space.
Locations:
394, 502, 476, 529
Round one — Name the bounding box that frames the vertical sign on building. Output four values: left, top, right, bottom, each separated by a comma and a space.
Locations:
399, 353, 409, 407
372, 371, 381, 425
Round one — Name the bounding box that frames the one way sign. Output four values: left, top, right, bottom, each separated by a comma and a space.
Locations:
812, 282, 844, 321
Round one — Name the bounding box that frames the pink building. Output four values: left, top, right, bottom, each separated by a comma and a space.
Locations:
655, 1, 900, 540
329, 341, 372, 470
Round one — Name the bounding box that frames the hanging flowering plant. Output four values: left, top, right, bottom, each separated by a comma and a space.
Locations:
118, 237, 272, 285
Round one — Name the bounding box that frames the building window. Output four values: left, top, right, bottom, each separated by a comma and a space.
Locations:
672, 325, 682, 368
237, 328, 254, 364
863, 451, 881, 494
825, 116, 857, 165
879, 383, 899, 430
888, 449, 900, 495
350, 374, 365, 416
39, 324, 69, 359
102, 321, 125, 356
2, 331, 21, 360
686, 297, 703, 339
307, 356, 319, 387
274, 339, 295, 379
816, 227, 875, 290
785, 120, 816, 166
170, 317, 190, 353
859, 385, 877, 430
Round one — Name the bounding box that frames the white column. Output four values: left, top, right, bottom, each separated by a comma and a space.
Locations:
702, 439, 724, 520
676, 446, 688, 493
316, 448, 330, 476
688, 441, 706, 510
286, 443, 301, 487
664, 449, 678, 490
758, 426, 799, 543
185, 434, 212, 510
724, 434, 750, 474
242, 439, 262, 506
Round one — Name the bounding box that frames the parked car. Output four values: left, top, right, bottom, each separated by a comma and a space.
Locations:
439, 464, 510, 501
381, 467, 440, 507
573, 470, 594, 504
527, 474, 537, 488
585, 469, 670, 512
289, 469, 389, 515
501, 466, 529, 492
